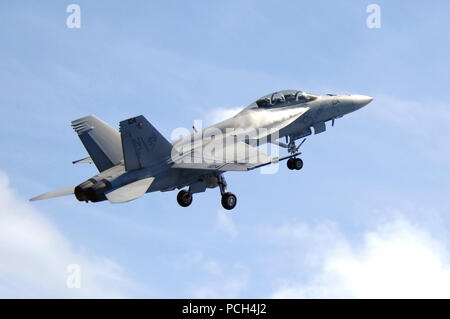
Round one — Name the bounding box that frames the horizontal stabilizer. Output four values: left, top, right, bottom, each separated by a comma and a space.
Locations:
29, 186, 75, 202
72, 156, 93, 164
105, 177, 155, 204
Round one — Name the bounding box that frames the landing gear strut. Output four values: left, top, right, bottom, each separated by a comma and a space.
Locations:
218, 175, 237, 210
286, 137, 305, 171
177, 189, 193, 207
176, 175, 237, 210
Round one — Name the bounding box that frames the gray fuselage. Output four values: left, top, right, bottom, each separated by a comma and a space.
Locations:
76, 91, 372, 202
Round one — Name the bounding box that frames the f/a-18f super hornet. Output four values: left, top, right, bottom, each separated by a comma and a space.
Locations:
30, 90, 372, 210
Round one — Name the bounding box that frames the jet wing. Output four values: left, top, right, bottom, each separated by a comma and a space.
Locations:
171, 141, 274, 171
171, 106, 311, 172
105, 177, 155, 203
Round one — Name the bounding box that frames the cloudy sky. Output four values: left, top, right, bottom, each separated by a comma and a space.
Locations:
1, 0, 450, 298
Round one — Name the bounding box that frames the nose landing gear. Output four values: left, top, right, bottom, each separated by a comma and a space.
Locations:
286, 137, 305, 171
287, 157, 303, 170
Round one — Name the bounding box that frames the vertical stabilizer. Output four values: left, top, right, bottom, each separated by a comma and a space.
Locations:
119, 115, 172, 170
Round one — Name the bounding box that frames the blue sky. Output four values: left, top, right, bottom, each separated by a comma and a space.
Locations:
1, 0, 450, 297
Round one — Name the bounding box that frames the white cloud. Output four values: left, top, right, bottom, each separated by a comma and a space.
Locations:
0, 171, 140, 298
369, 95, 450, 137
270, 216, 450, 298
367, 95, 450, 161
183, 250, 249, 298
214, 210, 238, 239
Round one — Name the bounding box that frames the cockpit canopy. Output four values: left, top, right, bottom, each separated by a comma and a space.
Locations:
250, 90, 318, 108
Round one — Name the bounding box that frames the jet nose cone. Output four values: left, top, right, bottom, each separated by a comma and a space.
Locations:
352, 95, 373, 109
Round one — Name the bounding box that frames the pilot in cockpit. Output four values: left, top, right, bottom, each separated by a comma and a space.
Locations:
271, 93, 284, 105
254, 90, 317, 108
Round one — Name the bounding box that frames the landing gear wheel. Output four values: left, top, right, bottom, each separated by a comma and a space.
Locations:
221, 192, 237, 210
294, 158, 303, 170
177, 190, 192, 207
287, 158, 295, 170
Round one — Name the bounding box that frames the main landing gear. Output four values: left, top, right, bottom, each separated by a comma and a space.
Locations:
218, 175, 236, 210
176, 189, 193, 207
176, 174, 237, 210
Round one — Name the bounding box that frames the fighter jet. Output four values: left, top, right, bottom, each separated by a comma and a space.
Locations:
30, 90, 372, 210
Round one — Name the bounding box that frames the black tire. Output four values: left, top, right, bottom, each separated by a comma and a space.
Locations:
221, 192, 237, 210
294, 158, 303, 170
177, 190, 192, 207
287, 158, 295, 170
